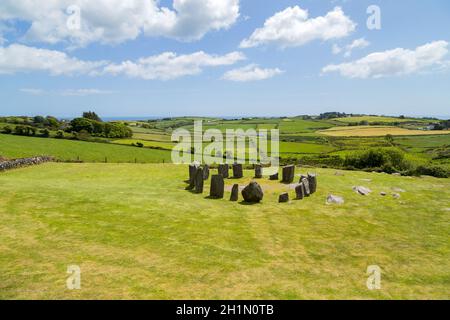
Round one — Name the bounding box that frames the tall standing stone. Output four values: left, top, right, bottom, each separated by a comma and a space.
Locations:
301, 177, 311, 197
255, 164, 262, 179
233, 163, 243, 179
203, 165, 210, 180
218, 164, 229, 179
194, 167, 204, 194
282, 165, 295, 183
242, 182, 264, 203
295, 183, 305, 200
188, 163, 199, 190
230, 184, 239, 202
210, 175, 225, 199
308, 173, 317, 194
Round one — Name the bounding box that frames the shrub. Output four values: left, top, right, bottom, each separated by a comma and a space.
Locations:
40, 128, 50, 137
2, 126, 12, 134
344, 148, 411, 173
55, 130, 64, 139
409, 165, 449, 178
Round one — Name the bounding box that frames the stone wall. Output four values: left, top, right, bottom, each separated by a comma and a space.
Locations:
0, 156, 54, 172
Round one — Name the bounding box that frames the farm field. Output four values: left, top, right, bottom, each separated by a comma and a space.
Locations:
332, 116, 426, 124
319, 126, 450, 137
0, 163, 449, 299
0, 134, 172, 163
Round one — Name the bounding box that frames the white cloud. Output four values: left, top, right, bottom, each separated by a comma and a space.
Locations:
322, 41, 449, 78
0, 44, 106, 75
1, 44, 244, 80
240, 6, 356, 49
222, 64, 283, 82
0, 0, 240, 47
19, 88, 115, 96
102, 51, 246, 80
333, 38, 370, 57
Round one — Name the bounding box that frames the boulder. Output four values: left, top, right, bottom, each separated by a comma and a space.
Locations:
279, 193, 289, 203
233, 163, 243, 179
392, 193, 401, 199
327, 194, 344, 205
269, 173, 279, 181
295, 183, 304, 200
353, 186, 372, 196
210, 175, 225, 199
230, 184, 239, 202
254, 164, 263, 179
307, 173, 317, 194
282, 165, 295, 183
242, 182, 264, 203
218, 164, 229, 179
194, 167, 204, 194
380, 192, 387, 196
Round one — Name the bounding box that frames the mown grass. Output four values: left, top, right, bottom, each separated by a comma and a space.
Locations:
0, 134, 172, 163
0, 163, 448, 299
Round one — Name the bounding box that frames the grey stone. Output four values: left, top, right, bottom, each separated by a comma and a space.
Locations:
301, 177, 310, 197
210, 175, 225, 199
188, 163, 199, 189
0, 156, 54, 172
194, 167, 204, 194
282, 165, 295, 183
242, 182, 264, 203
295, 183, 304, 200
380, 192, 387, 196
269, 173, 279, 181
218, 164, 229, 179
327, 194, 344, 204
353, 186, 372, 196
392, 193, 401, 199
230, 184, 239, 202
307, 173, 317, 194
233, 163, 243, 179
279, 193, 289, 203
255, 164, 262, 179
203, 165, 210, 180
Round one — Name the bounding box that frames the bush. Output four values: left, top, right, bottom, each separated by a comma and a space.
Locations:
344, 148, 411, 173
55, 130, 64, 139
2, 126, 12, 134
409, 165, 449, 178
40, 128, 50, 137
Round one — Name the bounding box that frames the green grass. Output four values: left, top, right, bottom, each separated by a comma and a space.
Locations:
0, 134, 172, 163
0, 163, 449, 299
333, 116, 428, 124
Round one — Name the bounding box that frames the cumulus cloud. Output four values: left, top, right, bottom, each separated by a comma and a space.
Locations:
0, 44, 106, 75
102, 51, 246, 80
322, 41, 449, 78
20, 88, 115, 96
0, 0, 240, 47
333, 38, 370, 57
240, 6, 356, 49
222, 64, 283, 82
1, 44, 244, 80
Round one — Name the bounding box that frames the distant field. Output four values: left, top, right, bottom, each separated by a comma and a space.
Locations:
0, 134, 172, 163
332, 116, 427, 124
320, 126, 450, 137
0, 163, 448, 299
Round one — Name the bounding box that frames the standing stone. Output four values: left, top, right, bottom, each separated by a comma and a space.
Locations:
279, 193, 289, 203
295, 183, 305, 200
308, 173, 317, 194
301, 177, 311, 197
194, 167, 204, 194
230, 184, 239, 202
218, 164, 229, 179
188, 163, 199, 190
269, 173, 279, 181
233, 163, 243, 179
241, 182, 264, 203
203, 165, 210, 180
210, 175, 225, 199
255, 164, 263, 179
282, 165, 295, 183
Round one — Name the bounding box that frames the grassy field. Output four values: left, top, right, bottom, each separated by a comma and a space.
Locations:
320, 126, 450, 137
0, 134, 172, 163
0, 163, 449, 299
332, 116, 428, 124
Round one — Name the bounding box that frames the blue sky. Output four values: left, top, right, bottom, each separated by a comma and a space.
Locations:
0, 0, 449, 118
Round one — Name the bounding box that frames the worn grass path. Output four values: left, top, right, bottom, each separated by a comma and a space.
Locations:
0, 163, 449, 299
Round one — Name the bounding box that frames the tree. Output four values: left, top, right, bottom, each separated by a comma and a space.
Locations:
385, 134, 395, 145
70, 118, 94, 133
82, 111, 102, 122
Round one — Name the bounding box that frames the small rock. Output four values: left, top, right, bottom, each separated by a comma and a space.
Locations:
392, 193, 401, 199
279, 193, 289, 203
269, 173, 279, 181
327, 194, 344, 205
392, 187, 406, 193
380, 192, 387, 196
353, 186, 372, 196
392, 173, 401, 176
